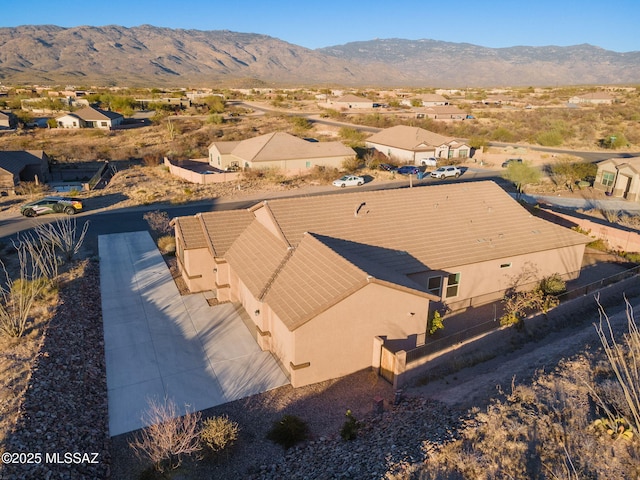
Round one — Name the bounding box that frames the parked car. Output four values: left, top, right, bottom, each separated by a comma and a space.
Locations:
378, 163, 397, 171
332, 175, 365, 188
397, 165, 421, 175
419, 157, 437, 167
20, 196, 83, 217
502, 158, 523, 168
430, 166, 461, 179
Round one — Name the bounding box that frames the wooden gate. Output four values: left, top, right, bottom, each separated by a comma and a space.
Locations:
379, 346, 396, 384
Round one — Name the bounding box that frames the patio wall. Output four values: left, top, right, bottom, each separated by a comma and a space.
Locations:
164, 157, 240, 184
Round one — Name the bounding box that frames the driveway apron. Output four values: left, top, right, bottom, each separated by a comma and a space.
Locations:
99, 231, 289, 436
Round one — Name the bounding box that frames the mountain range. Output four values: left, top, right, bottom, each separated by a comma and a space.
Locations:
1, 25, 639, 87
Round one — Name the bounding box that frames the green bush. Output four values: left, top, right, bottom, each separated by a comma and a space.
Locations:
200, 415, 239, 453
340, 410, 361, 441
266, 414, 309, 449
538, 273, 566, 296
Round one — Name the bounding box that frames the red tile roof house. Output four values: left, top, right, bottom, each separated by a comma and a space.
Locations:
173, 182, 590, 388
208, 132, 355, 175
55, 106, 124, 129
365, 125, 471, 165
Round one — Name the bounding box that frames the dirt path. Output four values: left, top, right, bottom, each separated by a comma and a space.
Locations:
407, 297, 634, 410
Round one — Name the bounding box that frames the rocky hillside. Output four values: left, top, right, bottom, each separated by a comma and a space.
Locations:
1, 25, 639, 87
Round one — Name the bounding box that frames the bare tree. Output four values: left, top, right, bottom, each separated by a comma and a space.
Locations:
0, 247, 45, 338
594, 296, 640, 436
34, 217, 89, 263
129, 397, 202, 472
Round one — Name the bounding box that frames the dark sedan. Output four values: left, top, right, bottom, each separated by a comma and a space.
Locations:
396, 165, 421, 175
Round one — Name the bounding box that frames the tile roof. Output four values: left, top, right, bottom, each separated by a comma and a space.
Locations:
68, 106, 123, 121
365, 125, 459, 150
223, 132, 354, 163
225, 220, 290, 299
333, 94, 372, 103
0, 150, 47, 175
263, 232, 420, 331
175, 209, 253, 254
256, 181, 590, 271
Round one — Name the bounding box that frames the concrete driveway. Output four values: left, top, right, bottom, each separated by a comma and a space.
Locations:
99, 231, 289, 436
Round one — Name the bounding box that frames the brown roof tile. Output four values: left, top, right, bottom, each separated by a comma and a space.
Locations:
258, 181, 589, 271
225, 219, 290, 299
366, 125, 460, 150
227, 132, 353, 163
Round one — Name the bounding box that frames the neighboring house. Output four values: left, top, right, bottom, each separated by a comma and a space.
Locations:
401, 94, 449, 107
208, 132, 355, 174
414, 105, 467, 120
173, 181, 589, 388
593, 156, 640, 201
365, 125, 471, 164
568, 92, 615, 105
0, 111, 18, 130
55, 106, 124, 129
0, 150, 50, 194
324, 94, 374, 109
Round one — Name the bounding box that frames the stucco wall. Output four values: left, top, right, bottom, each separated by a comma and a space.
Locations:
248, 155, 349, 175
286, 283, 429, 387
181, 247, 215, 292
164, 157, 241, 184
409, 244, 586, 312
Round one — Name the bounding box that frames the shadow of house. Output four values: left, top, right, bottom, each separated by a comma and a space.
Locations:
0, 150, 50, 195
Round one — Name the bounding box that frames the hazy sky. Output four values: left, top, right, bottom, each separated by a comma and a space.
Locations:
3, 0, 639, 52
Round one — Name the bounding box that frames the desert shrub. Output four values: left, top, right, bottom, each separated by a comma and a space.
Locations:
588, 238, 609, 251
266, 414, 309, 449
157, 235, 176, 255
538, 273, 566, 296
207, 114, 224, 125
340, 410, 361, 441
143, 211, 172, 238
200, 415, 239, 453
14, 181, 48, 196
601, 209, 620, 224
338, 127, 367, 147
306, 165, 339, 183
129, 398, 202, 473
536, 129, 564, 146
341, 156, 363, 173
143, 153, 162, 167
289, 116, 312, 131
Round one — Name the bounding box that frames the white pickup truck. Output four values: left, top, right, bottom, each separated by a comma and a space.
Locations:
419, 157, 437, 167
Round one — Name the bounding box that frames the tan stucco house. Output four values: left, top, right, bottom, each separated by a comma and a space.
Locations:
366, 125, 471, 164
593, 156, 640, 201
568, 92, 615, 105
208, 132, 355, 175
324, 94, 374, 109
173, 181, 589, 388
401, 94, 449, 107
56, 106, 124, 129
